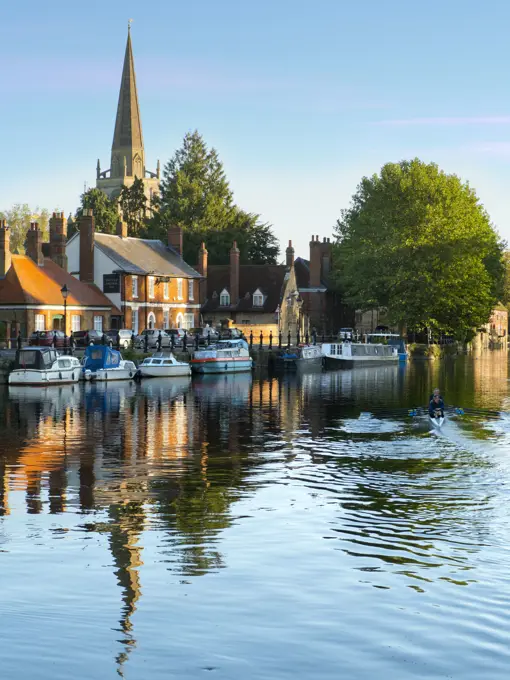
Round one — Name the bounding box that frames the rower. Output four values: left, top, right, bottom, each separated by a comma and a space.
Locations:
429, 394, 445, 418
429, 387, 443, 402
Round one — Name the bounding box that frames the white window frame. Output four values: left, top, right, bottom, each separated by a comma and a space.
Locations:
35, 314, 45, 332
148, 276, 155, 299
71, 315, 81, 333
184, 313, 194, 330
176, 312, 184, 329
188, 279, 194, 301
163, 281, 169, 299
253, 289, 264, 307
132, 309, 139, 334
94, 316, 103, 332
177, 278, 183, 300
132, 275, 138, 298
163, 309, 170, 328
220, 288, 230, 306
147, 312, 156, 329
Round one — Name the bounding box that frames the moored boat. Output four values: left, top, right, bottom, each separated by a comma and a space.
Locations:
321, 341, 398, 369
81, 345, 136, 381
278, 345, 323, 369
191, 339, 253, 374
137, 351, 191, 378
8, 347, 81, 385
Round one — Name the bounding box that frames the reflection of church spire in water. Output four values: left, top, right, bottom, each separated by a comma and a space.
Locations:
108, 502, 145, 675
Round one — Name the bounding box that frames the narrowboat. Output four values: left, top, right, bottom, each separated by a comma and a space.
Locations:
191, 339, 253, 374
8, 347, 81, 385
278, 345, 323, 369
321, 341, 398, 369
81, 345, 137, 381
137, 351, 191, 378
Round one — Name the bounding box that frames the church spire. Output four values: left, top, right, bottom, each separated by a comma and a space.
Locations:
110, 25, 144, 179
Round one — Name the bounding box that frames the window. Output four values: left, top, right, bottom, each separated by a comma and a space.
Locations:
147, 312, 156, 329
220, 289, 230, 306
176, 313, 183, 329
184, 313, 194, 330
148, 276, 155, 299
132, 276, 138, 298
163, 281, 169, 299
188, 279, 194, 301
132, 309, 138, 334
253, 289, 264, 307
177, 279, 183, 299
94, 316, 103, 332
71, 315, 81, 333
35, 314, 45, 332
163, 310, 170, 329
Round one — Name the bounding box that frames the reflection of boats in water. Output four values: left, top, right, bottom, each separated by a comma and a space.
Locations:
7, 383, 81, 408
136, 376, 191, 400
191, 372, 252, 404
83, 379, 138, 413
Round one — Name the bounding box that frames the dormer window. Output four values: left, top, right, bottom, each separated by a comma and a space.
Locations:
220, 289, 230, 306
253, 289, 264, 307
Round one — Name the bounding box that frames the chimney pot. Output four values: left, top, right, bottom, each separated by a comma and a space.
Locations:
230, 241, 240, 305
167, 226, 183, 257
79, 211, 95, 283
0, 223, 11, 277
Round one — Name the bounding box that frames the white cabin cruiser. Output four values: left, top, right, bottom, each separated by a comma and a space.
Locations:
81, 345, 136, 382
137, 352, 191, 378
9, 347, 81, 385
191, 339, 253, 374
321, 341, 398, 369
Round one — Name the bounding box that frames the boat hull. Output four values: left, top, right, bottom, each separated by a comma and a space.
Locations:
191, 358, 253, 374
8, 367, 80, 385
324, 356, 399, 370
83, 361, 137, 382
138, 365, 191, 378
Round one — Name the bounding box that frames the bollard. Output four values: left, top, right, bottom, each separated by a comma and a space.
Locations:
278, 331, 282, 349
131, 332, 135, 349
117, 331, 121, 351
305, 331, 309, 345
171, 333, 175, 350
269, 330, 273, 349
250, 331, 253, 349
287, 330, 291, 349
183, 330, 187, 351
195, 333, 199, 350
259, 331, 263, 349
296, 330, 300, 346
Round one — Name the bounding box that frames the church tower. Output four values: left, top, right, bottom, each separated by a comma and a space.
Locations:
96, 24, 160, 204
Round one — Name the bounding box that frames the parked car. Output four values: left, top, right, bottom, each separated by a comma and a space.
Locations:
72, 330, 104, 347
135, 329, 171, 349
189, 327, 220, 345
164, 329, 187, 347
220, 328, 244, 340
29, 330, 66, 348
104, 329, 133, 349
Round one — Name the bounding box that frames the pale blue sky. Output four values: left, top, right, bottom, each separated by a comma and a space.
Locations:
2, 0, 510, 260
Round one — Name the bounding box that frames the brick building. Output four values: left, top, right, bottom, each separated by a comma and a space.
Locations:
0, 219, 117, 341
66, 214, 202, 333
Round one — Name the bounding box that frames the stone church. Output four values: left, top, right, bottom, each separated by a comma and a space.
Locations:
96, 26, 160, 205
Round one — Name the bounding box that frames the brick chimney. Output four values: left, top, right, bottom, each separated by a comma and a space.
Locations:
320, 237, 332, 278
197, 242, 208, 304
309, 235, 322, 287
0, 220, 11, 278
26, 222, 44, 267
168, 226, 183, 257
79, 209, 95, 283
116, 219, 128, 238
230, 241, 240, 306
49, 211, 68, 271
286, 240, 295, 268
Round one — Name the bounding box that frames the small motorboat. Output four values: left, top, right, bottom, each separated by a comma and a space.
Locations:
9, 347, 81, 385
278, 345, 323, 369
137, 351, 191, 378
81, 345, 136, 381
191, 339, 253, 374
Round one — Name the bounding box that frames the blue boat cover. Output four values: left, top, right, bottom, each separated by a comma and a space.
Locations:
83, 345, 121, 371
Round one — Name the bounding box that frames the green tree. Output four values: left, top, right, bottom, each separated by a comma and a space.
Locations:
152, 130, 279, 265
76, 188, 118, 234
0, 204, 51, 253
332, 159, 505, 340
119, 178, 147, 237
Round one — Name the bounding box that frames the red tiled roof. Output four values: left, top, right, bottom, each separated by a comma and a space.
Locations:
0, 256, 119, 312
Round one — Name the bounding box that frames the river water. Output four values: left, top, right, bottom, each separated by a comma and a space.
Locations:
1, 355, 510, 679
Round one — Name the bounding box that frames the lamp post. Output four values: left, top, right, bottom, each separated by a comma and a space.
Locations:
61, 284, 69, 353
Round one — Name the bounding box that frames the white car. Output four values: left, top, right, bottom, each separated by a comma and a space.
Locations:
135, 329, 172, 349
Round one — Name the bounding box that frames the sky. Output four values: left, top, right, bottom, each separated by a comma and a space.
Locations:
3, 0, 510, 260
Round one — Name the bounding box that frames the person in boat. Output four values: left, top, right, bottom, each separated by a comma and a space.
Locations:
429, 394, 445, 418
429, 387, 443, 402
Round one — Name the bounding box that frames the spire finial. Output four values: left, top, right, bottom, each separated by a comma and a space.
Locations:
128, 18, 133, 31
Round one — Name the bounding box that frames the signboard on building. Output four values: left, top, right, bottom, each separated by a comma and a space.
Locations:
103, 273, 120, 294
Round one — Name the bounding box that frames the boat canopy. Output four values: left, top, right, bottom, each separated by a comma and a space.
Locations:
83, 345, 122, 371
217, 339, 249, 350
14, 347, 59, 370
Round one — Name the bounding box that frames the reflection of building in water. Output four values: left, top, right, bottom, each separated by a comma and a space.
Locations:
471, 351, 509, 409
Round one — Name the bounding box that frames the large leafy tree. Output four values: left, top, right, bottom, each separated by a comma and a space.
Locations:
333, 159, 505, 339
0, 204, 50, 253
119, 178, 148, 237
76, 188, 118, 234
152, 130, 279, 265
